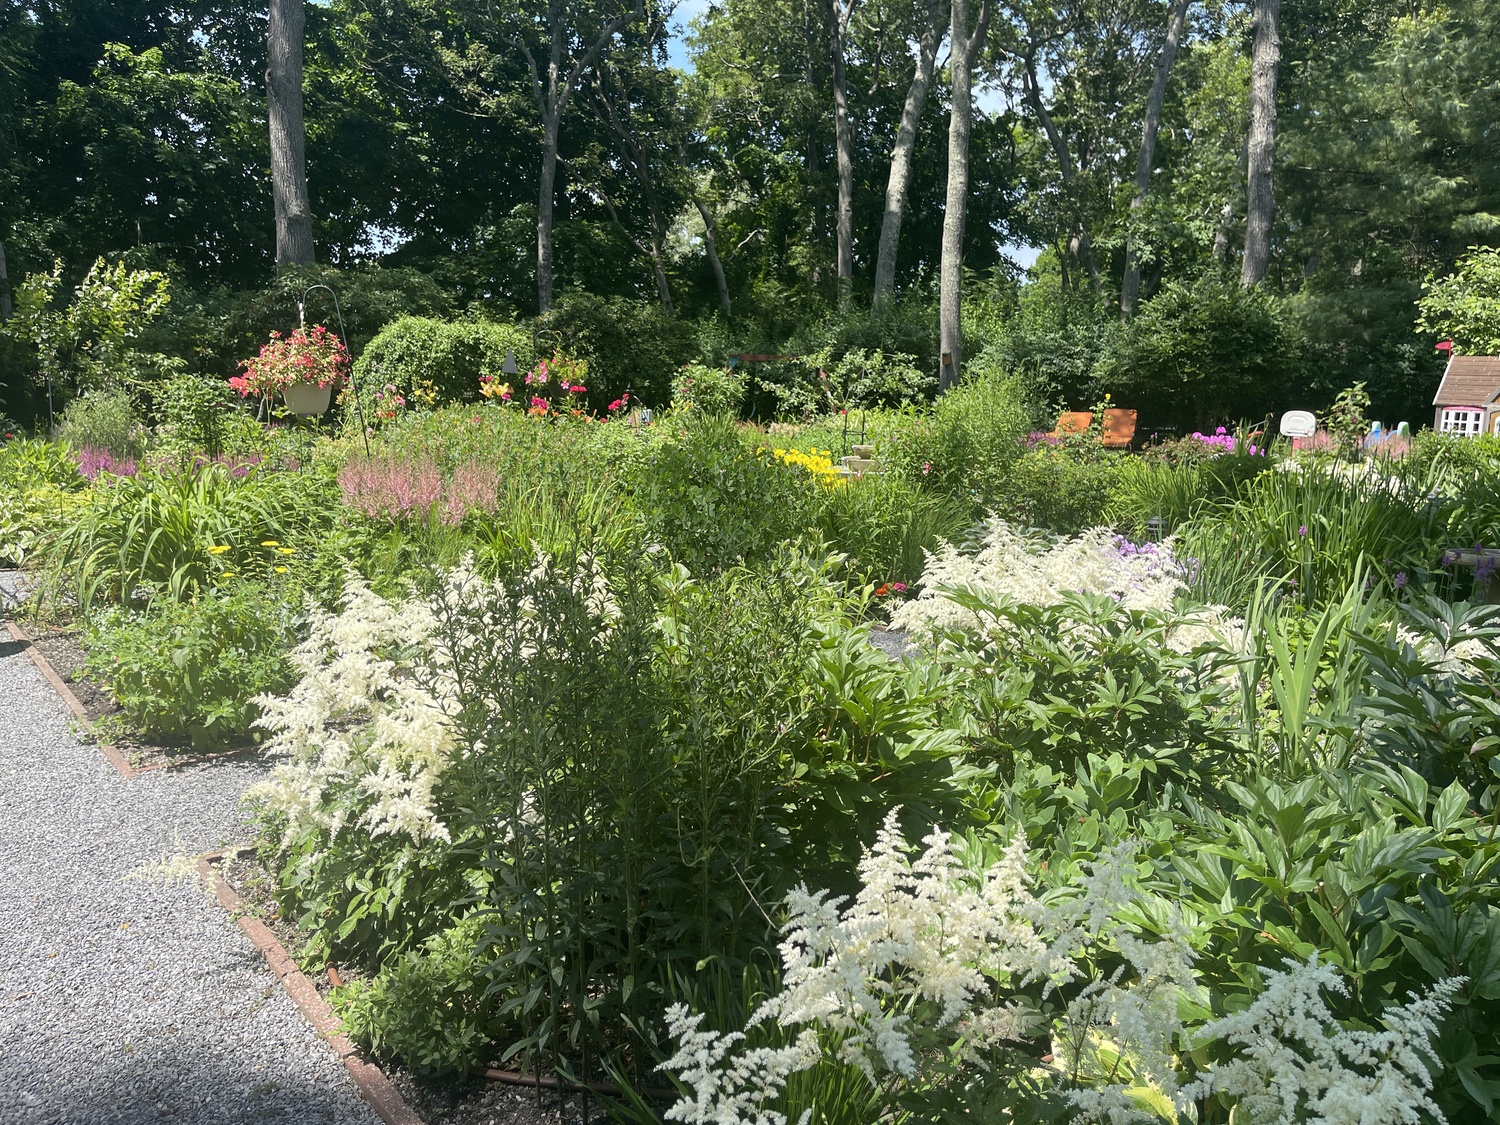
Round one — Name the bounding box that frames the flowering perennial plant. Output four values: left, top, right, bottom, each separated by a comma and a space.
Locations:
250, 571, 457, 844
230, 325, 350, 399
520, 350, 588, 415
890, 520, 1242, 651
771, 447, 846, 486
661, 809, 1463, 1125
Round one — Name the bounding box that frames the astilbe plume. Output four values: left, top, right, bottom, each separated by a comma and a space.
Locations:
661, 810, 1200, 1122
890, 519, 1241, 652
249, 571, 457, 844
338, 454, 500, 526
251, 555, 621, 849
1181, 956, 1463, 1125
338, 454, 444, 521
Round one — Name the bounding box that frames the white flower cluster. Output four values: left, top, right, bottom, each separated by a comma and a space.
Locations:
1182, 956, 1463, 1125
250, 553, 622, 850
889, 519, 1242, 653
661, 809, 1463, 1125
250, 570, 459, 845
661, 809, 1196, 1123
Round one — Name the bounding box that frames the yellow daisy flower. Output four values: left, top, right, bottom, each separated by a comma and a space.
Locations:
260, 540, 280, 547
274, 566, 288, 574
207, 545, 231, 555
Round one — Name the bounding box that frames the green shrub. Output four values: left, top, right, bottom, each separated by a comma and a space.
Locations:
995, 444, 1124, 533
882, 368, 1031, 512
535, 293, 698, 409
813, 473, 968, 587
633, 413, 813, 573
82, 582, 300, 749
332, 915, 493, 1075
149, 373, 238, 458
352, 316, 534, 419
670, 362, 747, 417
1098, 274, 1309, 431
56, 388, 144, 458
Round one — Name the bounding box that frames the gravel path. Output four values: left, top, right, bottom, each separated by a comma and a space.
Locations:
0, 576, 382, 1124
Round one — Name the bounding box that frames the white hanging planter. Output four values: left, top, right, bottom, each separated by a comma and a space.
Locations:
282, 381, 333, 415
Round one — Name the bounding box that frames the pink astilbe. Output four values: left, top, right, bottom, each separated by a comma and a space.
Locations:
76, 447, 138, 481
442, 461, 501, 526
339, 454, 443, 520
339, 454, 502, 524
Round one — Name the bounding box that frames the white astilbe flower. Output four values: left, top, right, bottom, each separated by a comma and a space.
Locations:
1182, 955, 1465, 1125
752, 809, 1047, 1080
890, 519, 1241, 653
250, 568, 461, 845
661, 1005, 816, 1125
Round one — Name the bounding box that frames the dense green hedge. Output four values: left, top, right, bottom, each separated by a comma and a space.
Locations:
351, 316, 534, 416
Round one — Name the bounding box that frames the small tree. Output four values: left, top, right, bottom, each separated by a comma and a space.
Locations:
1416, 246, 1500, 354
4, 258, 176, 395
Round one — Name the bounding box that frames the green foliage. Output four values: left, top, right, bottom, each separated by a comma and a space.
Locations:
632, 413, 813, 574
351, 316, 534, 417
882, 368, 1030, 513
1180, 462, 1449, 609
332, 915, 493, 1075
536, 293, 698, 409
45, 461, 337, 614
82, 584, 299, 750
55, 388, 144, 458
148, 373, 237, 459
670, 362, 747, 417
812, 473, 968, 587
997, 444, 1123, 534
934, 590, 1235, 777
1416, 246, 1500, 354
1107, 450, 1272, 538
0, 437, 89, 567
1099, 276, 1309, 431
1323, 381, 1373, 457
5, 257, 179, 393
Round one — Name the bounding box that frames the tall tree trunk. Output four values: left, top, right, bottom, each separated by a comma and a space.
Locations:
1022, 55, 1100, 298
511, 0, 645, 313
873, 0, 944, 311
828, 0, 856, 310
938, 0, 991, 391
694, 196, 732, 315
537, 108, 561, 312
1241, 0, 1280, 287
266, 0, 314, 268
1121, 0, 1190, 318
0, 240, 11, 323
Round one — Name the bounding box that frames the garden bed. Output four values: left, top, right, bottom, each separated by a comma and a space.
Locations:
214, 850, 601, 1125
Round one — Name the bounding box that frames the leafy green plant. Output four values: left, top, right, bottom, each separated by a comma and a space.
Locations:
1179, 461, 1448, 608
56, 388, 144, 459
149, 372, 237, 458
45, 460, 335, 613
812, 473, 968, 587
82, 582, 300, 749
1416, 245, 1500, 354
633, 413, 813, 574
882, 368, 1031, 513
670, 362, 747, 417
4, 257, 180, 393
352, 316, 534, 419
996, 445, 1124, 533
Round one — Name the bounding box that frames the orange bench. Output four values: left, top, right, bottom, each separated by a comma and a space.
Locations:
1049, 409, 1137, 449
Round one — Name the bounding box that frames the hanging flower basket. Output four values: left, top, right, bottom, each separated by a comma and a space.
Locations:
231, 325, 349, 416
282, 380, 334, 415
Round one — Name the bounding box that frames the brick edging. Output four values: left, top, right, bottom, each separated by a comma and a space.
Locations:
2, 618, 151, 779
196, 849, 425, 1125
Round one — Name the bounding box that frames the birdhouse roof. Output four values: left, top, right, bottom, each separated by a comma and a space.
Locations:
1433, 355, 1500, 406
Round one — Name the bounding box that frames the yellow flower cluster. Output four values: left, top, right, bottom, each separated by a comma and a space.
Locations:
772, 447, 847, 486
